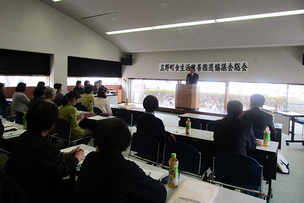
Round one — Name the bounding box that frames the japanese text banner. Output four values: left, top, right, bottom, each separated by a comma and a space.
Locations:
159, 61, 248, 72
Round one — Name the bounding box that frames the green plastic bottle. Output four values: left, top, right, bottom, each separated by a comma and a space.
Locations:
23, 112, 27, 130
90, 102, 94, 114
168, 153, 179, 188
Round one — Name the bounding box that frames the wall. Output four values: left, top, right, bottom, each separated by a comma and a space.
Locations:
121, 46, 304, 100
123, 46, 304, 84
0, 0, 123, 94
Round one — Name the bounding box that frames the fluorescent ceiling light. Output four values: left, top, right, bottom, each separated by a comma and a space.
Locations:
106, 27, 153, 35
152, 20, 215, 30
53, 0, 62, 2
106, 9, 304, 35
216, 9, 304, 23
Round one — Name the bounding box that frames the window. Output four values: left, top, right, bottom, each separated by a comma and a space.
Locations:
67, 77, 121, 86
229, 82, 287, 110
198, 81, 226, 110
0, 76, 49, 87
287, 85, 304, 113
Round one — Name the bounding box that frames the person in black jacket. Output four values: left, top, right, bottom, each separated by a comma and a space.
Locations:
136, 95, 169, 148
71, 118, 167, 203
186, 65, 199, 84
73, 80, 84, 95
242, 94, 277, 141
213, 100, 262, 156
0, 83, 10, 107
5, 101, 85, 203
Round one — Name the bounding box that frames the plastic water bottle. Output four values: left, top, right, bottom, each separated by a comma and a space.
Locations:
263, 126, 270, 147
275, 103, 278, 112
126, 98, 128, 105
90, 102, 94, 114
270, 111, 274, 122
23, 112, 27, 130
168, 153, 179, 188
185, 118, 191, 136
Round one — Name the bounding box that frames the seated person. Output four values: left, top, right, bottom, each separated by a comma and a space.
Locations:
136, 95, 169, 148
59, 91, 92, 141
83, 80, 90, 93
92, 80, 101, 94
44, 87, 56, 103
94, 86, 112, 115
5, 101, 85, 203
213, 100, 262, 156
0, 83, 10, 107
37, 81, 46, 89
28, 87, 44, 109
81, 84, 94, 111
242, 94, 277, 141
71, 118, 167, 203
53, 83, 64, 106
10, 82, 30, 116
73, 80, 84, 95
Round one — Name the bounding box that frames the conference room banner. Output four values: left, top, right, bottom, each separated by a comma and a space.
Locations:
159, 61, 248, 72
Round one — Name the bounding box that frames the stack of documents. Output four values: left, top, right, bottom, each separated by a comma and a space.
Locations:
167, 180, 219, 203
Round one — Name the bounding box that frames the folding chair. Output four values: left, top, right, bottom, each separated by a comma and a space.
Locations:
179, 117, 202, 130
50, 118, 91, 148
116, 109, 136, 131
211, 152, 264, 199
128, 132, 160, 165
163, 141, 205, 177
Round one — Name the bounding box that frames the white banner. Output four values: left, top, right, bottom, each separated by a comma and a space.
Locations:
159, 61, 248, 72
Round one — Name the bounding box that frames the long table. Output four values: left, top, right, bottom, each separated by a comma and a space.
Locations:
179, 113, 224, 130
61, 144, 265, 203
165, 125, 278, 202
1, 119, 25, 140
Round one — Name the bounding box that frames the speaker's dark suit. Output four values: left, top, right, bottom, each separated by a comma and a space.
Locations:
213, 116, 257, 156
186, 73, 199, 84
242, 107, 277, 141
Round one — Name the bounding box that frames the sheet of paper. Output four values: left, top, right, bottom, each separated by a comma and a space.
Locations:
3, 122, 14, 128
4, 127, 17, 132
142, 168, 165, 180
2, 129, 26, 138
167, 180, 219, 203
167, 127, 186, 135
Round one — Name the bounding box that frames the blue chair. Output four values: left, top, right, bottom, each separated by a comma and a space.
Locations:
179, 117, 202, 130
93, 107, 103, 114
206, 121, 216, 132
295, 119, 304, 140
253, 129, 264, 139
211, 152, 264, 198
76, 103, 89, 111
0, 104, 15, 122
128, 132, 160, 165
15, 111, 24, 125
50, 118, 91, 148
116, 109, 136, 128
162, 141, 204, 177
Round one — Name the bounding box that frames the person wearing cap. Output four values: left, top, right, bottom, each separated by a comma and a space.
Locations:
186, 65, 199, 84
242, 94, 277, 141
94, 86, 112, 115
213, 100, 261, 156
44, 87, 56, 103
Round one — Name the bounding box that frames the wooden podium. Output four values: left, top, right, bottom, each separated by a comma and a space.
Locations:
175, 84, 200, 110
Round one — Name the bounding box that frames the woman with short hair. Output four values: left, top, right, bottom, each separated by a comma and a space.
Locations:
71, 118, 167, 202
11, 82, 30, 116
5, 101, 85, 203
94, 86, 112, 115
81, 84, 94, 111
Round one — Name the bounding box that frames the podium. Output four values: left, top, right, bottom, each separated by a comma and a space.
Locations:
175, 84, 200, 110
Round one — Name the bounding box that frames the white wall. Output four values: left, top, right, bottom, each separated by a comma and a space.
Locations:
0, 0, 123, 93
123, 46, 304, 83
